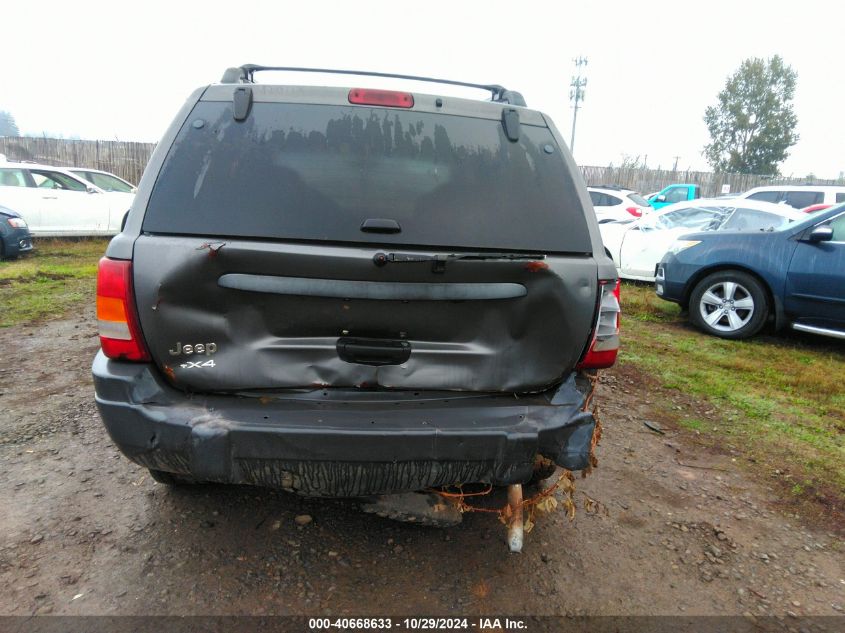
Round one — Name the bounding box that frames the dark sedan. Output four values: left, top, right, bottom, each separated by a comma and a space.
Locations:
0, 204, 33, 260
656, 205, 845, 340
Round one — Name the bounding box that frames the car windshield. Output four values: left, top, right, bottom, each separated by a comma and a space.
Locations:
627, 193, 649, 206
75, 170, 134, 193
640, 205, 792, 233
719, 209, 795, 231
640, 205, 726, 232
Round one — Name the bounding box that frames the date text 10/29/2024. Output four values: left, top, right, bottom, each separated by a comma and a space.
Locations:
308, 618, 527, 630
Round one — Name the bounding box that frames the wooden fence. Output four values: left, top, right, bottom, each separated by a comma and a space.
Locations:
1, 136, 841, 196
579, 165, 844, 198
0, 137, 155, 185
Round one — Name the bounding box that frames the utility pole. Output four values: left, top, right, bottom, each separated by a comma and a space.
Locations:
569, 56, 588, 155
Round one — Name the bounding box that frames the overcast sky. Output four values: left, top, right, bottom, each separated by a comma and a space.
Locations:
2, 0, 842, 178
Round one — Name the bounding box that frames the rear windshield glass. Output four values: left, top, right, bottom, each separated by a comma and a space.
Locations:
143, 101, 591, 252
627, 193, 649, 206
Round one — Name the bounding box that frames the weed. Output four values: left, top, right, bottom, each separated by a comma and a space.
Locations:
0, 238, 108, 327
620, 281, 845, 496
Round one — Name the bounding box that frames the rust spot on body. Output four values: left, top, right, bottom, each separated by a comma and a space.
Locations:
524, 261, 549, 272
196, 242, 226, 258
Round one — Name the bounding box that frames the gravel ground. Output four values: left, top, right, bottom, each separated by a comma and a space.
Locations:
0, 307, 842, 618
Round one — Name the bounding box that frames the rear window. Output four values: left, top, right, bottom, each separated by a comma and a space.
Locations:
783, 191, 823, 209
748, 191, 781, 203
77, 170, 134, 193
143, 101, 591, 253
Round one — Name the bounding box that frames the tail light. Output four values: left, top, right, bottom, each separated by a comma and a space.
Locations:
625, 206, 642, 217
802, 204, 830, 214
348, 88, 414, 108
96, 257, 150, 361
577, 279, 621, 369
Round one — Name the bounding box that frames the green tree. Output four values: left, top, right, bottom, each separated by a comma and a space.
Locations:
0, 111, 19, 136
703, 56, 798, 175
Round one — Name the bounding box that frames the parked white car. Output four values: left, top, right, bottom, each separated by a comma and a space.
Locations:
0, 162, 134, 236
600, 199, 806, 281
587, 186, 651, 223
70, 168, 137, 194
736, 185, 845, 210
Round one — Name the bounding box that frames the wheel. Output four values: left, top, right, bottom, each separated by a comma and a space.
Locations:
147, 469, 197, 485
689, 270, 768, 339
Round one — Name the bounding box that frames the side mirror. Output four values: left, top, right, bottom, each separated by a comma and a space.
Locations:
86, 186, 98, 194
656, 194, 667, 203
806, 226, 834, 242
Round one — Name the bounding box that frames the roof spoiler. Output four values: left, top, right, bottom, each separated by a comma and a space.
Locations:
219, 65, 527, 107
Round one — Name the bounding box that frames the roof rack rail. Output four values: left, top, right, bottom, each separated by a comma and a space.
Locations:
589, 184, 627, 191
220, 65, 527, 107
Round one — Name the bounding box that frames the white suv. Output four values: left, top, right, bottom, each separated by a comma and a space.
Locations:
737, 185, 845, 210
587, 185, 651, 223
0, 162, 135, 236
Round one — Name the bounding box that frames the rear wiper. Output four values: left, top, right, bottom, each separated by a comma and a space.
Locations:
373, 251, 546, 273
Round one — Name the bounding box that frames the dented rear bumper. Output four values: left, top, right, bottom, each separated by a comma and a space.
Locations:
92, 352, 596, 497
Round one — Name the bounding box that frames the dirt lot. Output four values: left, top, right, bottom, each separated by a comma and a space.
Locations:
0, 306, 843, 618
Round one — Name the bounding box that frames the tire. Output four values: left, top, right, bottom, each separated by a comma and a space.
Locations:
689, 270, 768, 339
148, 469, 197, 485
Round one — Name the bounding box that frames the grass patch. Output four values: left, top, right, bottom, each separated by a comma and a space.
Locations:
619, 281, 845, 500
621, 280, 682, 323
678, 418, 705, 432
0, 238, 109, 327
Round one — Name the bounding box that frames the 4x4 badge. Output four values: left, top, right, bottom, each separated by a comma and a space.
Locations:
180, 360, 216, 369
169, 342, 217, 356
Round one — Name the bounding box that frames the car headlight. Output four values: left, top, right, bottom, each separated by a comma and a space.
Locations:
7, 217, 27, 229
667, 239, 701, 255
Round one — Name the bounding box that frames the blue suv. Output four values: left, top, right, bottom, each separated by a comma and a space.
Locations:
656, 205, 845, 340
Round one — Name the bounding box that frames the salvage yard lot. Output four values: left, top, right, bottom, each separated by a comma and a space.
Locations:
1, 238, 843, 617
1, 240, 843, 517
0, 239, 105, 328
621, 283, 845, 516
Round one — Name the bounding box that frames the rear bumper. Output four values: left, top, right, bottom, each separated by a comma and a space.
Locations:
92, 352, 597, 497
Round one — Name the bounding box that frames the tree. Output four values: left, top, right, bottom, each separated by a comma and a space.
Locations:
703, 56, 798, 175
0, 110, 20, 137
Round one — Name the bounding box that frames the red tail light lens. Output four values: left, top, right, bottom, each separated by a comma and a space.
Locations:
577, 279, 621, 369
802, 204, 830, 214
348, 88, 414, 108
626, 206, 643, 217
96, 257, 150, 361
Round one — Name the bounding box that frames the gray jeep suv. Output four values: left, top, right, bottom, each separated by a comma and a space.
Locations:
92, 65, 619, 500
